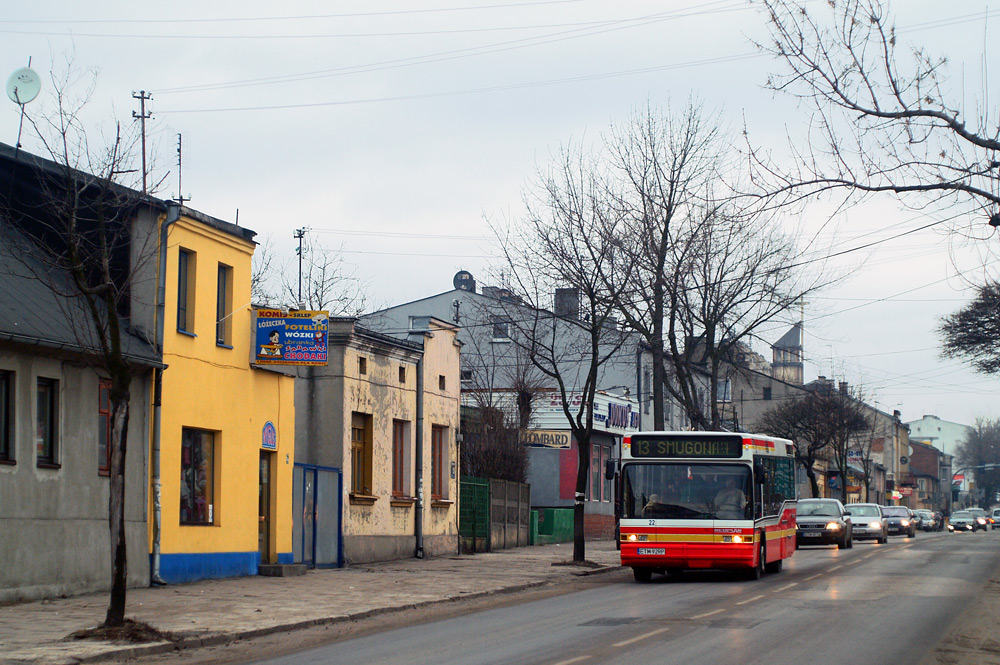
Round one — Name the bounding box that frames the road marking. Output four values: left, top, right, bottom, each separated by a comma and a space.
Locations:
613, 627, 671, 647
805, 574, 822, 581
863, 553, 878, 559
774, 582, 798, 592
735, 594, 766, 606
691, 609, 725, 619
551, 657, 592, 665
828, 565, 842, 572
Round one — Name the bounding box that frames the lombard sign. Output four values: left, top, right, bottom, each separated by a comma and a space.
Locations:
254, 309, 329, 366
521, 430, 570, 449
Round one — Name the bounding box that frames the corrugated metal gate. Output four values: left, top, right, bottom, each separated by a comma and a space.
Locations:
490, 479, 531, 550
460, 477, 531, 552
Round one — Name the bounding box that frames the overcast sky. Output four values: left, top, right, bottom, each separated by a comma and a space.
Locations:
4, 0, 999, 428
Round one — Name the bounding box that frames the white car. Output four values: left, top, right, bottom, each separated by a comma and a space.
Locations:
846, 503, 888, 543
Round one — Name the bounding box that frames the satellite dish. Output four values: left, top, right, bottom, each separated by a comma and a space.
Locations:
6, 67, 41, 105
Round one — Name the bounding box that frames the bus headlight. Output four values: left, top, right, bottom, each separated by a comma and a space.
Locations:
626, 534, 647, 542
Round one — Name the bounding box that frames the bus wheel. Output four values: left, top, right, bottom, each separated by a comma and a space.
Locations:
633, 567, 653, 582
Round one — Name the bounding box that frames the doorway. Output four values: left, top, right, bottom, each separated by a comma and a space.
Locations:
258, 451, 272, 564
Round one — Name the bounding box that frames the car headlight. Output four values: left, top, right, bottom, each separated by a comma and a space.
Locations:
825, 522, 842, 530
977, 518, 987, 525
900, 519, 910, 526
947, 524, 955, 531
868, 521, 882, 529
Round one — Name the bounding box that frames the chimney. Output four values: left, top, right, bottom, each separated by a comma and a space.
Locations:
554, 287, 580, 320
839, 381, 849, 394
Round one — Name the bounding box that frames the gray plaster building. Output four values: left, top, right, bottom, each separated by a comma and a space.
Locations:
0, 221, 159, 602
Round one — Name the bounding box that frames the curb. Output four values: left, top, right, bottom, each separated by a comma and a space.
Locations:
61, 574, 619, 664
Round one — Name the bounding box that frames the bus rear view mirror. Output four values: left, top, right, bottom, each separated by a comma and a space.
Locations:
605, 459, 617, 480
754, 462, 768, 485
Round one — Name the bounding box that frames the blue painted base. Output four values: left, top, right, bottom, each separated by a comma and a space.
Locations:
277, 552, 293, 565
155, 551, 259, 584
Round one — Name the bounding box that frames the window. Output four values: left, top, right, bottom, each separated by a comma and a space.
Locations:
180, 428, 215, 525
358, 357, 367, 376
98, 379, 111, 475
438, 375, 446, 391
177, 249, 196, 333
460, 368, 473, 383
392, 420, 410, 497
398, 366, 406, 384
763, 386, 772, 401
589, 443, 601, 501
351, 412, 373, 495
0, 370, 12, 463
431, 425, 447, 499
491, 317, 510, 340
216, 263, 233, 346
36, 378, 59, 467
643, 370, 650, 415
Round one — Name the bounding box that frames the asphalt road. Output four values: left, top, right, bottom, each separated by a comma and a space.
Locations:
246, 530, 999, 665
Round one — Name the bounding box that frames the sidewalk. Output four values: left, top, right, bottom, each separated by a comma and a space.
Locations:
0, 542, 621, 665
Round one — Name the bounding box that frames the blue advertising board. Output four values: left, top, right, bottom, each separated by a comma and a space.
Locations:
254, 309, 329, 366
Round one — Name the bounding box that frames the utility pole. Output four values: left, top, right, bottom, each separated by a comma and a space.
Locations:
294, 228, 306, 305
131, 91, 152, 194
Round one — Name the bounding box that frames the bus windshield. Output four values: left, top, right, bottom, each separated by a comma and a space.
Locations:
622, 463, 752, 521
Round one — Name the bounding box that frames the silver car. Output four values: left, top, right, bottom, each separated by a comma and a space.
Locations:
949, 510, 976, 532
846, 503, 888, 543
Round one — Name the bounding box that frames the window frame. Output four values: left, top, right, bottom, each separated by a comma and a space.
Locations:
392, 419, 408, 497
98, 379, 112, 476
216, 263, 233, 347
431, 425, 446, 500
0, 370, 12, 464
180, 427, 216, 526
35, 377, 59, 468
351, 412, 373, 496
177, 248, 195, 334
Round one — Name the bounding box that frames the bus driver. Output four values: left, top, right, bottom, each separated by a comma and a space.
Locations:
714, 477, 746, 519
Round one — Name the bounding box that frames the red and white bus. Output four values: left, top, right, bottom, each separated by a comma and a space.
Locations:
614, 431, 797, 582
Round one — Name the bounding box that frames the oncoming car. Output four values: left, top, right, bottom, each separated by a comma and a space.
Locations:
796, 498, 853, 549
968, 508, 990, 531
881, 505, 916, 538
845, 503, 888, 543
948, 510, 976, 532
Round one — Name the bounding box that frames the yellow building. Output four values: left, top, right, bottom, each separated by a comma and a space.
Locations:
148, 206, 295, 582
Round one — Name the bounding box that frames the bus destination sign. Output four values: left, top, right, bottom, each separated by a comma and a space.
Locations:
630, 436, 743, 459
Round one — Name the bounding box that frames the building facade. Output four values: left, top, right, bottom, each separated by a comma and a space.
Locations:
295, 317, 461, 564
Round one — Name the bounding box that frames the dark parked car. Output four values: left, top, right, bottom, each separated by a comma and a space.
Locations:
796, 498, 853, 549
882, 505, 916, 538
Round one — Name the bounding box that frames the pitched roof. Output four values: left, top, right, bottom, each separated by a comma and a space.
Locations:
0, 218, 161, 366
772, 322, 802, 350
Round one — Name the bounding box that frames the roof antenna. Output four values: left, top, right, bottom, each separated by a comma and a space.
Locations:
5, 58, 41, 159
173, 133, 189, 205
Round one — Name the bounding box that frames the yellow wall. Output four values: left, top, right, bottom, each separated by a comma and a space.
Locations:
152, 214, 294, 579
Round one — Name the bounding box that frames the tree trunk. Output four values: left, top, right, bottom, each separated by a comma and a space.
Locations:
573, 437, 590, 562
104, 398, 129, 627
806, 465, 820, 498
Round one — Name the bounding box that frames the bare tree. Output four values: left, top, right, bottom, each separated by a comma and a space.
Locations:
579, 102, 831, 430
492, 150, 632, 562
956, 418, 1000, 506
277, 235, 371, 315
3, 65, 153, 627
754, 0, 1000, 229
755, 385, 870, 499
940, 281, 1000, 374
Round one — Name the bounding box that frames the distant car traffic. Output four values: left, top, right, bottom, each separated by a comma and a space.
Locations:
949, 510, 976, 532
992, 508, 1000, 530
845, 503, 888, 543
797, 498, 854, 549
916, 509, 939, 531
881, 505, 916, 538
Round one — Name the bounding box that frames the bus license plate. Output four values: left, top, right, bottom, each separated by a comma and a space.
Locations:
637, 548, 665, 555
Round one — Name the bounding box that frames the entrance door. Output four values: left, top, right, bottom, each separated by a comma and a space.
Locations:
258, 452, 272, 564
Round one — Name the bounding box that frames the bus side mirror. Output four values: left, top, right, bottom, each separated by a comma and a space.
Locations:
605, 459, 618, 480
754, 462, 767, 485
